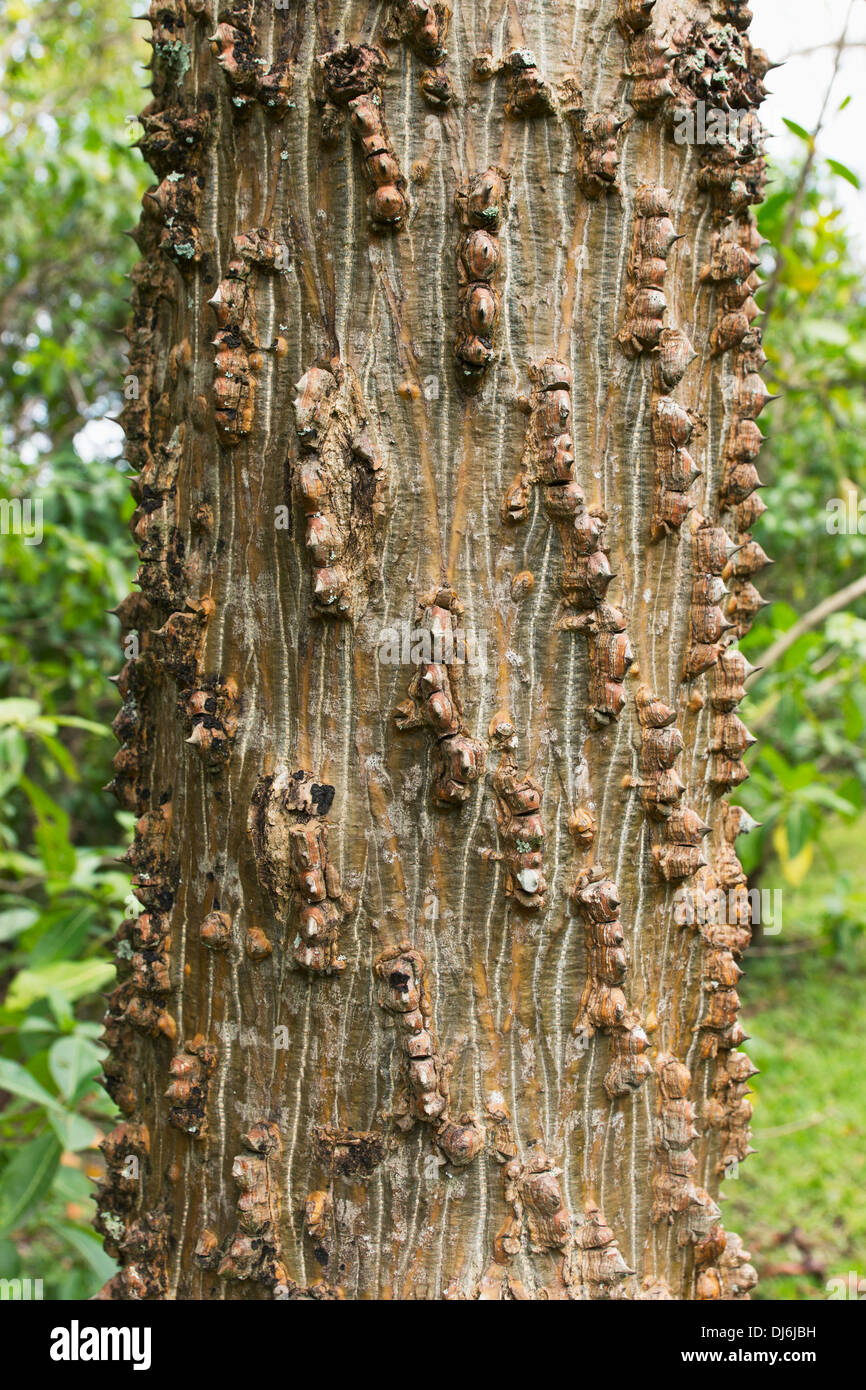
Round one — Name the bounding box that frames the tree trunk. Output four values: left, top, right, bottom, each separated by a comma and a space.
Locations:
100, 0, 771, 1300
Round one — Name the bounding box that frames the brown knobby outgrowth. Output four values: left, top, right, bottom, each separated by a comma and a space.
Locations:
198, 1122, 286, 1291
570, 867, 651, 1100
319, 44, 408, 230
564, 1202, 634, 1299
504, 358, 635, 724
569, 104, 624, 198
94, 1122, 151, 1267
376, 944, 445, 1123
489, 1107, 633, 1299
685, 516, 739, 681
651, 328, 700, 536
312, 1127, 387, 1179
651, 1054, 721, 1248
165, 1035, 217, 1138
454, 166, 509, 394
489, 714, 547, 911
375, 943, 484, 1165
210, 228, 286, 446
96, 1204, 171, 1302
471, 47, 555, 118
291, 360, 388, 622
182, 675, 239, 771
695, 1228, 759, 1300
211, 2, 295, 118
248, 767, 352, 975
385, 1, 454, 108
618, 185, 681, 358
619, 1, 676, 116
394, 587, 486, 807
634, 684, 710, 883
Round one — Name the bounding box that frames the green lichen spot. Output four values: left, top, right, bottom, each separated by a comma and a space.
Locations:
155, 39, 191, 83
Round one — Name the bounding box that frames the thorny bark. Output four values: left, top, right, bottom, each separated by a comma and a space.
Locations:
99, 0, 773, 1300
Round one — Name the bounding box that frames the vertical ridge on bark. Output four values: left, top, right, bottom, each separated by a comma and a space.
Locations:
100, 0, 770, 1299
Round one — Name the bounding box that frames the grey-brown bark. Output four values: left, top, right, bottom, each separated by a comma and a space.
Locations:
99, 0, 771, 1299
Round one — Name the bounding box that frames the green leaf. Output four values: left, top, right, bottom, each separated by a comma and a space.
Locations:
800, 318, 849, 347
49, 1109, 98, 1152
17, 1016, 59, 1040
51, 715, 111, 736
18, 774, 76, 879
0, 850, 42, 877
798, 784, 859, 816
782, 117, 812, 144
759, 746, 818, 793
0, 1058, 63, 1113
772, 823, 815, 886
27, 904, 93, 967
46, 990, 76, 1031
49, 1035, 102, 1101
785, 803, 813, 859
837, 775, 864, 814
0, 698, 42, 727
0, 727, 28, 799
843, 694, 865, 743
0, 1133, 62, 1237
34, 730, 80, 781
5, 959, 115, 1011
56, 1223, 117, 1284
826, 158, 861, 190
762, 601, 799, 634
0, 907, 38, 942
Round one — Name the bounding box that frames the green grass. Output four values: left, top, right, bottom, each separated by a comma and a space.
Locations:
725, 816, 866, 1300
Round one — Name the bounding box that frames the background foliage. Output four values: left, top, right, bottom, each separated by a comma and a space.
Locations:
0, 1, 863, 1300
0, 0, 143, 1294
739, 145, 866, 891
